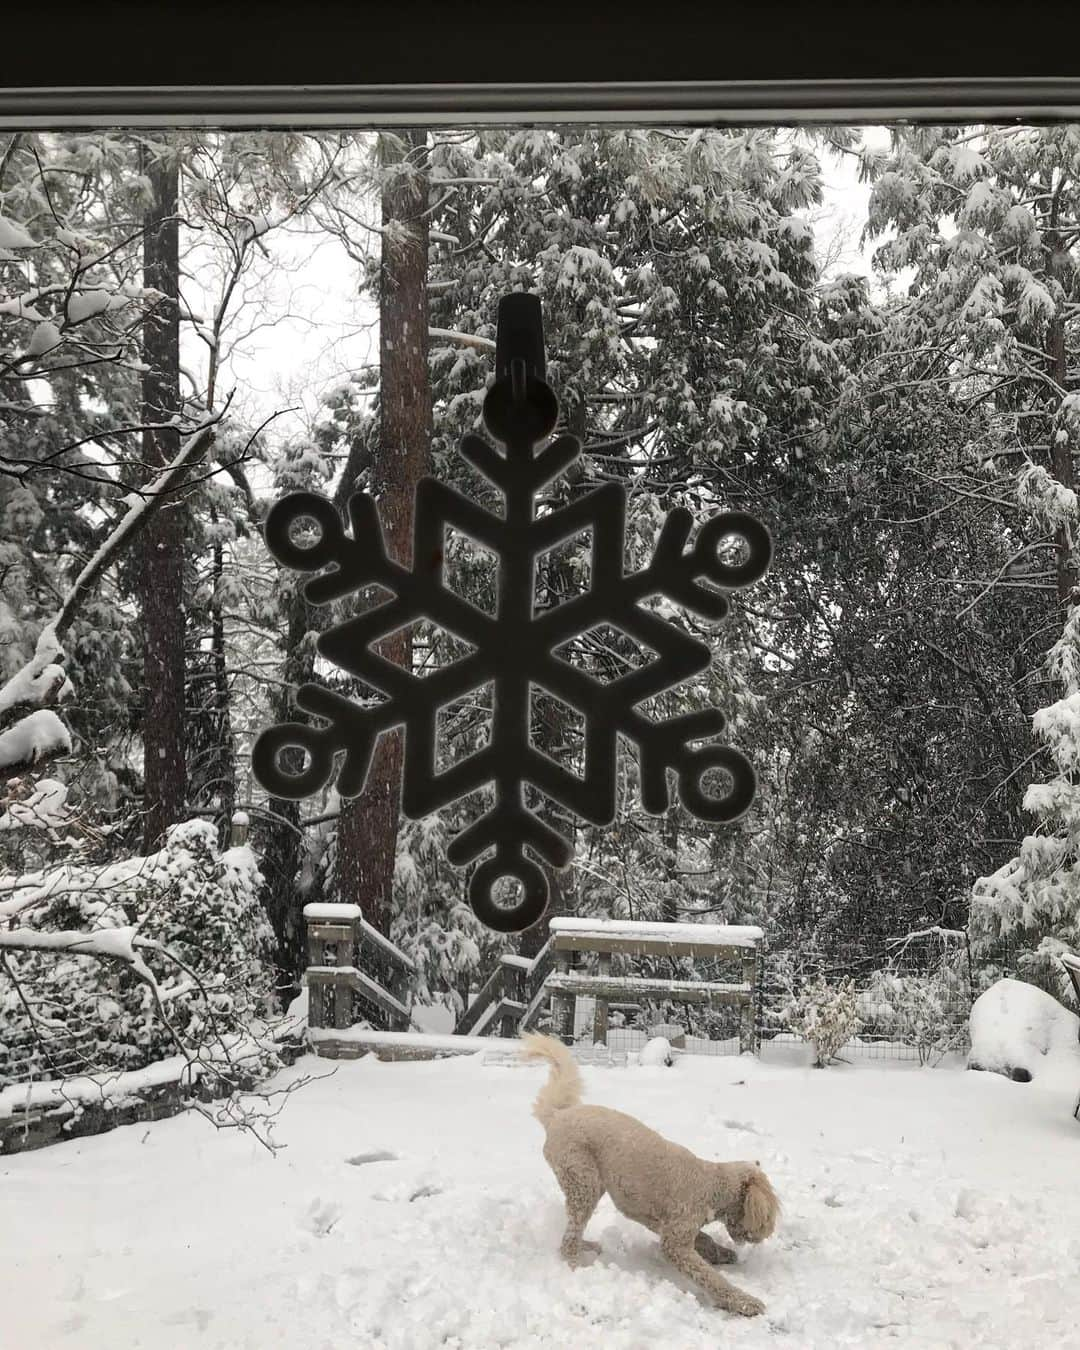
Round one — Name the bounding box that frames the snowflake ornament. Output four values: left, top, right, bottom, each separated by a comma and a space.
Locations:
253, 294, 772, 932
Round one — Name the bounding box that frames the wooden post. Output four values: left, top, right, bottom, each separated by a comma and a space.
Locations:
739, 950, 758, 1054
497, 963, 522, 1038
333, 974, 352, 1030
552, 949, 575, 1044
306, 921, 326, 1030
592, 952, 611, 1047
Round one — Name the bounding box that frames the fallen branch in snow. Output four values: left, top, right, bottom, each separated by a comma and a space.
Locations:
0, 911, 303, 1152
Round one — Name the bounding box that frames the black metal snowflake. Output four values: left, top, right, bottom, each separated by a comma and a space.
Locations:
253, 294, 771, 932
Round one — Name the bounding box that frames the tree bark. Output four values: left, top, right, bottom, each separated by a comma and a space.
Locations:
336, 130, 431, 934
137, 137, 187, 851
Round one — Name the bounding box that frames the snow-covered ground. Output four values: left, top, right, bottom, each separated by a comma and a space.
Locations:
3, 1044, 1079, 1350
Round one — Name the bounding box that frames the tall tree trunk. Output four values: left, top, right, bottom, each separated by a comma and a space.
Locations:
336, 130, 431, 934
137, 137, 186, 851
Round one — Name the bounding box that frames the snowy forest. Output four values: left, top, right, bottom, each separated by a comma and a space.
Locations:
3, 122, 1080, 1093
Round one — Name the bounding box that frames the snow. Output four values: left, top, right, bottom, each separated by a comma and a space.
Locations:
2, 1048, 1077, 1348
0, 709, 71, 770
637, 1036, 674, 1067
0, 214, 36, 249
0, 623, 72, 716
303, 902, 362, 921
0, 925, 154, 988
25, 320, 62, 357
0, 776, 68, 831
968, 977, 1080, 1088
66, 290, 112, 323
305, 1028, 511, 1057
550, 917, 763, 947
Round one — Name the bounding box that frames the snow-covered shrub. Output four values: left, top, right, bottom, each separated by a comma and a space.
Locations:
388, 813, 488, 1018
860, 967, 970, 1065
638, 1036, 675, 1067
0, 820, 279, 1088
783, 975, 862, 1067
968, 976, 1080, 1088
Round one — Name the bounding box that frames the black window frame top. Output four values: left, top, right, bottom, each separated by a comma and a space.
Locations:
3, 0, 1080, 127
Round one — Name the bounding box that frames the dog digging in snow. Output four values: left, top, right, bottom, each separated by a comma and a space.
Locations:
520, 1032, 778, 1317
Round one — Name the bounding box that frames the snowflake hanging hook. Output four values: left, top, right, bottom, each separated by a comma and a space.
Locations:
252, 294, 772, 933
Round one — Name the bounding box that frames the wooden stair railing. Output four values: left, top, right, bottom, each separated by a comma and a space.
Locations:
456, 938, 554, 1037
303, 904, 417, 1043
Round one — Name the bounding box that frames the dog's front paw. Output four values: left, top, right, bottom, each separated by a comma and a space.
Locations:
695, 1233, 735, 1265
561, 1243, 600, 1269
726, 1292, 765, 1318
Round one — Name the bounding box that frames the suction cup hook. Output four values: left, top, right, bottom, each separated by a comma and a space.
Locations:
484, 294, 558, 444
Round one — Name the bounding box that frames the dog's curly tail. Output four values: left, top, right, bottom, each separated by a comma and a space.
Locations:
519, 1032, 583, 1128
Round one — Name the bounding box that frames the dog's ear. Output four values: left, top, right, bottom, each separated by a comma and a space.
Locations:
740, 1166, 780, 1241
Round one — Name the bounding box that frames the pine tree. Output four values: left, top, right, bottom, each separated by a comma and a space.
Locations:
419, 127, 833, 946
136, 134, 187, 850
335, 130, 433, 936
861, 126, 1080, 989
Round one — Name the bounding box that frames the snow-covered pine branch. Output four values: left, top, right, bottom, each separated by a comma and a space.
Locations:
428, 327, 496, 352
0, 406, 226, 771
0, 710, 72, 775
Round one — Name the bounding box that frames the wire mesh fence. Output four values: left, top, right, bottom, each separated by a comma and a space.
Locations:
562, 929, 1001, 1064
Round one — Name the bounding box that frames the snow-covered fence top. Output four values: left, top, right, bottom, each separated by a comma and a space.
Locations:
550, 917, 763, 950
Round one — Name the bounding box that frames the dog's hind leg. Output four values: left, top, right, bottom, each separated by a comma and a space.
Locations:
660, 1227, 764, 1317
545, 1146, 604, 1268
694, 1231, 737, 1266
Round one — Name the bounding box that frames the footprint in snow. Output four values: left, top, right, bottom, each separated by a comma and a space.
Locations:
346, 1149, 399, 1166
163, 1308, 213, 1331
303, 1197, 343, 1236
722, 1119, 766, 1135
